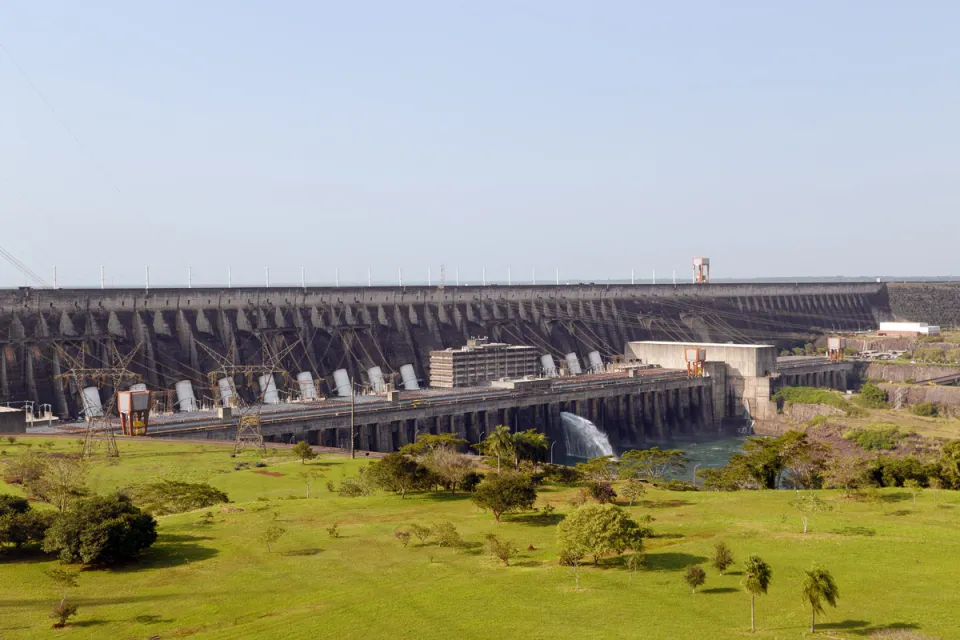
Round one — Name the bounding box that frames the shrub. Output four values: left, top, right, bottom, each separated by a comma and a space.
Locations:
588, 481, 617, 503
43, 494, 158, 566
326, 523, 340, 539
844, 427, 902, 452
49, 601, 79, 628
409, 523, 432, 545
433, 522, 464, 549
542, 464, 581, 485
484, 534, 515, 566
254, 461, 268, 468
773, 387, 859, 415
394, 530, 411, 547
125, 481, 229, 515
912, 402, 939, 418
568, 488, 590, 507
655, 479, 699, 492
337, 473, 374, 497
856, 382, 889, 409
460, 471, 484, 493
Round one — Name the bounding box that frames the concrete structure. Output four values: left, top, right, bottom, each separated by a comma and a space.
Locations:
878, 322, 941, 337
627, 341, 777, 422
429, 339, 538, 388
0, 282, 890, 416
0, 406, 26, 433
627, 341, 852, 423
146, 369, 716, 455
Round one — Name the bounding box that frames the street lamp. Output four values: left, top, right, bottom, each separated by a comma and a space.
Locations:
550, 440, 558, 464
692, 463, 701, 488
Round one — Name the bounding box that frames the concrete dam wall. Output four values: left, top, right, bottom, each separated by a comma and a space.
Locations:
887, 282, 960, 329
0, 282, 889, 418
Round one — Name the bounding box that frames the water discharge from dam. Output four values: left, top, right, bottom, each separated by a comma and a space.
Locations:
560, 412, 614, 460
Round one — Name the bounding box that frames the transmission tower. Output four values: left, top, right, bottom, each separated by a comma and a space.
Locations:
198, 335, 301, 456
56, 342, 141, 458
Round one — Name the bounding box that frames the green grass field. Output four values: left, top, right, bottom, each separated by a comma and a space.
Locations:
2, 437, 959, 639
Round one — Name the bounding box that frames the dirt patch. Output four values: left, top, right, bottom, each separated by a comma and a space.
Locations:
254, 470, 286, 477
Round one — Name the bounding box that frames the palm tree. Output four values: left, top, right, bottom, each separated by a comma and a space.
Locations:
484, 425, 515, 474
802, 567, 839, 633
742, 555, 772, 632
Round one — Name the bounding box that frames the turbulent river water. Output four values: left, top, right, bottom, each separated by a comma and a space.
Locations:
559, 413, 748, 474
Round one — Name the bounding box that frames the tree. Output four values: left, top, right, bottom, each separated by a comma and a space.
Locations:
409, 523, 432, 545
484, 534, 515, 566
291, 441, 317, 464
903, 478, 922, 505
0, 497, 54, 550
789, 493, 830, 534
823, 454, 870, 498
557, 503, 646, 565
43, 494, 157, 566
471, 473, 537, 522
625, 552, 646, 581
46, 567, 79, 628
259, 525, 286, 552
513, 429, 548, 469
712, 541, 735, 575
477, 426, 516, 474
299, 470, 324, 498
743, 555, 772, 632
619, 447, 687, 482
401, 433, 468, 457
32, 454, 88, 512
366, 452, 431, 499
684, 565, 706, 594
621, 478, 647, 506
803, 567, 839, 633
938, 441, 960, 489
576, 455, 619, 483
421, 447, 475, 493
929, 477, 942, 506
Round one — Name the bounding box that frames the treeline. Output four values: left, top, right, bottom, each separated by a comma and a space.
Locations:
696, 430, 960, 493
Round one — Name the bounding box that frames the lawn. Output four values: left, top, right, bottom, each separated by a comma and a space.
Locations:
1, 436, 958, 639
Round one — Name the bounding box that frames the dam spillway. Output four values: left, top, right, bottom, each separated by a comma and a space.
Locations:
0, 282, 890, 417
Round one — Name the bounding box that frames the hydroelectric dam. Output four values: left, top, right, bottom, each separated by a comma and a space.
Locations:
0, 281, 896, 420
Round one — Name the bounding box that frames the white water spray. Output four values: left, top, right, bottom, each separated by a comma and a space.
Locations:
560, 412, 614, 460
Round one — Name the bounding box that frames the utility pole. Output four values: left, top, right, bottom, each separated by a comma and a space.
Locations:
301, 266, 305, 289
508, 268, 511, 286
336, 268, 340, 287
53, 265, 57, 290
100, 265, 105, 290
228, 266, 232, 288
265, 267, 270, 287
367, 268, 371, 287
631, 268, 635, 285
532, 268, 536, 286
188, 266, 192, 288
145, 265, 150, 292
556, 268, 559, 286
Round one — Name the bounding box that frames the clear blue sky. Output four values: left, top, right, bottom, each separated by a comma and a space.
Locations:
1, 1, 958, 287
